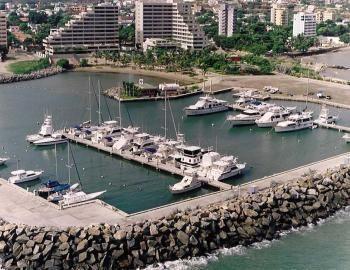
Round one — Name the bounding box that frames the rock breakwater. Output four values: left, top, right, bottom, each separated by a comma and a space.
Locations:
0, 67, 63, 84
0, 166, 350, 269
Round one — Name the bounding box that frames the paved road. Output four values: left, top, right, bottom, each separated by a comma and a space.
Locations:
0, 152, 349, 228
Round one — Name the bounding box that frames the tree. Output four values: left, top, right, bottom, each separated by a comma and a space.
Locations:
119, 24, 135, 45
34, 24, 51, 44
291, 35, 316, 52
28, 11, 48, 24
56, 58, 70, 69
7, 12, 21, 26
80, 59, 89, 67
340, 33, 350, 43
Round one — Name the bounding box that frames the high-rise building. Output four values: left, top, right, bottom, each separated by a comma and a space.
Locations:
135, 0, 208, 50
323, 10, 335, 21
43, 3, 119, 55
293, 12, 316, 37
218, 3, 237, 37
270, 3, 290, 26
0, 12, 7, 48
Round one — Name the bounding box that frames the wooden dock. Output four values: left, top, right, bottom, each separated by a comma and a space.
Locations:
63, 133, 233, 191
316, 122, 350, 133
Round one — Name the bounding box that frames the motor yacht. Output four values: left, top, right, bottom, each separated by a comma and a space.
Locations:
169, 169, 202, 194
8, 169, 43, 184
227, 109, 262, 126
26, 115, 54, 143
314, 105, 338, 125
255, 106, 296, 128
231, 97, 258, 111
185, 96, 229, 116
198, 152, 246, 181
112, 126, 140, 151
33, 133, 67, 146
275, 111, 314, 132
131, 133, 157, 154
175, 145, 203, 170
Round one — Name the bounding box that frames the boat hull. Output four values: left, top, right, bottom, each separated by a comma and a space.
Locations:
229, 119, 257, 126
255, 121, 278, 128
185, 106, 229, 116
216, 167, 243, 181
274, 123, 313, 133
34, 139, 67, 146
169, 181, 202, 194
9, 172, 43, 184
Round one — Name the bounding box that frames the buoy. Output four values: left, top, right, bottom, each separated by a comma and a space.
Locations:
211, 123, 214, 127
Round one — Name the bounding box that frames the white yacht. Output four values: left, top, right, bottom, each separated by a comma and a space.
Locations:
314, 105, 338, 125
131, 133, 157, 154
33, 133, 67, 146
275, 112, 314, 132
26, 115, 54, 143
198, 152, 245, 181
231, 97, 257, 111
0, 157, 9, 166
169, 169, 202, 194
61, 190, 106, 205
255, 106, 296, 128
227, 109, 262, 126
342, 133, 350, 143
112, 126, 140, 151
8, 169, 43, 184
185, 96, 229, 116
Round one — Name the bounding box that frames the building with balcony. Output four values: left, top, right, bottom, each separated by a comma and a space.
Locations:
218, 2, 237, 37
293, 12, 316, 37
0, 12, 7, 48
135, 0, 207, 50
43, 3, 119, 55
270, 3, 290, 26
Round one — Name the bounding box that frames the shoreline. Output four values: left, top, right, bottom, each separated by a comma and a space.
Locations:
74, 65, 202, 85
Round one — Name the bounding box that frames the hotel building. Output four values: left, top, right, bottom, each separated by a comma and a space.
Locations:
293, 12, 316, 37
218, 3, 237, 37
0, 12, 7, 48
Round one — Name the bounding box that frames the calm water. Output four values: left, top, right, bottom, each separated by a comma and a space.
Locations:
0, 71, 349, 269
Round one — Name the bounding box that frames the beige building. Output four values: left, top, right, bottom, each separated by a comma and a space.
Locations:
270, 3, 290, 26
135, 0, 208, 50
316, 10, 335, 23
0, 12, 7, 47
43, 3, 119, 55
218, 3, 237, 37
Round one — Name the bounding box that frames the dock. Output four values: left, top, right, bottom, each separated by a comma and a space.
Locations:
63, 133, 233, 190
316, 122, 350, 133
1, 152, 350, 227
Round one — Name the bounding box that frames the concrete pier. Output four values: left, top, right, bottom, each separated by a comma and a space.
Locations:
316, 122, 350, 133
0, 152, 349, 227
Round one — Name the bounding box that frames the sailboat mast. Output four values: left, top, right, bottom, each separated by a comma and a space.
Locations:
67, 143, 71, 184
164, 90, 167, 139
118, 86, 122, 127
210, 80, 212, 95
88, 76, 92, 123
306, 69, 310, 110
55, 144, 58, 179
98, 80, 101, 125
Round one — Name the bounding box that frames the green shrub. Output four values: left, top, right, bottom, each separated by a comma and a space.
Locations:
56, 58, 70, 69
8, 58, 50, 74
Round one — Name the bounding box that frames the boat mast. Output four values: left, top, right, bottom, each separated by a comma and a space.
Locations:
164, 90, 167, 139
98, 80, 101, 125
118, 86, 122, 127
67, 142, 71, 184
210, 80, 213, 96
55, 144, 58, 179
306, 69, 310, 110
88, 76, 92, 123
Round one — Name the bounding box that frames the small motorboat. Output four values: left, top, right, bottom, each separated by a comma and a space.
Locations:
342, 133, 350, 143
8, 169, 44, 184
169, 169, 202, 194
33, 133, 67, 146
0, 157, 9, 166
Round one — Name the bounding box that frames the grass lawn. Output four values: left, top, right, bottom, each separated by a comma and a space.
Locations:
8, 58, 50, 74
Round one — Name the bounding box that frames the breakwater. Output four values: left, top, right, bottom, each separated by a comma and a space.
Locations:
0, 67, 63, 84
0, 164, 349, 269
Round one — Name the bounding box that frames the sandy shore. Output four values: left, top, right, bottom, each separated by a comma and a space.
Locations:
75, 65, 202, 85
211, 73, 350, 105
0, 51, 39, 75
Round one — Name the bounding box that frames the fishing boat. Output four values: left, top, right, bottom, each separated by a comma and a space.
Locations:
185, 96, 229, 116
33, 133, 67, 146
275, 111, 314, 132
255, 106, 296, 128
8, 169, 43, 184
169, 169, 202, 194
26, 114, 54, 143
314, 105, 338, 125
0, 157, 9, 166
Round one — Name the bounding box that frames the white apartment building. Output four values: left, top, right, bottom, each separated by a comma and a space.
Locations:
293, 12, 316, 37
135, 0, 208, 50
0, 12, 7, 48
43, 3, 119, 55
270, 3, 289, 26
218, 3, 237, 37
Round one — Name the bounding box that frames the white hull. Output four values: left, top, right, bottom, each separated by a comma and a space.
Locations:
275, 122, 313, 133
9, 171, 43, 184
185, 106, 228, 116
216, 166, 244, 181
26, 134, 44, 143
33, 138, 67, 146
256, 121, 278, 128
342, 134, 350, 143
230, 119, 257, 126
63, 190, 106, 205
169, 181, 202, 194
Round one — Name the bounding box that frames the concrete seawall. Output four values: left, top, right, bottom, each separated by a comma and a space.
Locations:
0, 161, 350, 269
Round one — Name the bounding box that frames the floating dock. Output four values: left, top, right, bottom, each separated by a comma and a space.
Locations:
316, 122, 350, 133
63, 133, 234, 191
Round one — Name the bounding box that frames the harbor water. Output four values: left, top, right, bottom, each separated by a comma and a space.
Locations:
0, 71, 350, 269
